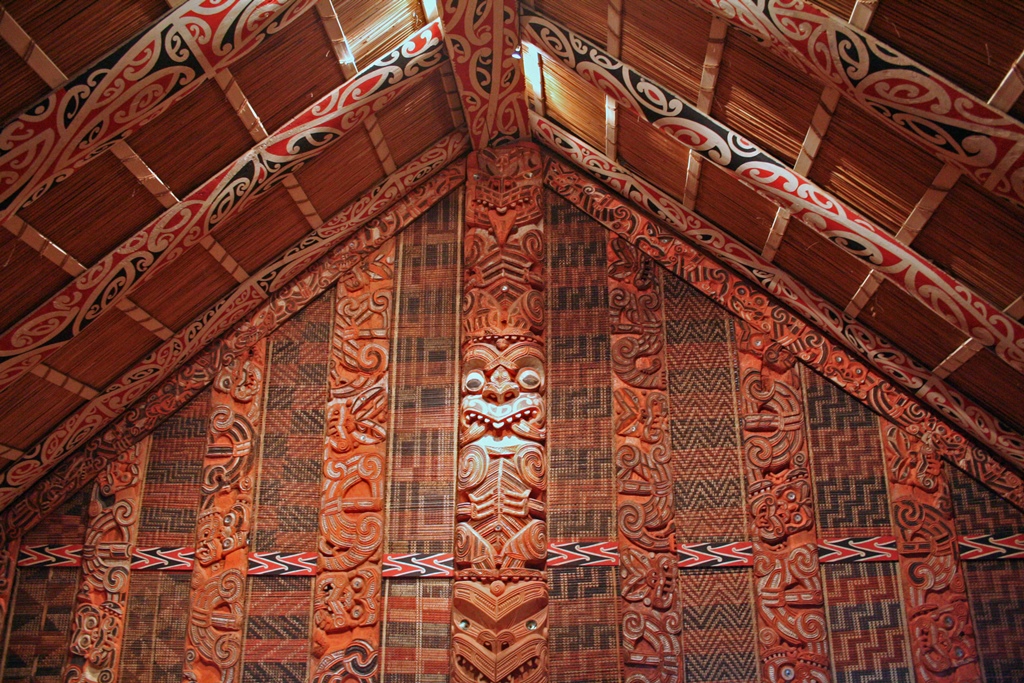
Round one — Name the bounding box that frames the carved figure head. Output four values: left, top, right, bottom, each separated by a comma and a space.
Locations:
911, 601, 977, 675
195, 500, 250, 567
761, 647, 830, 683
461, 338, 545, 446
314, 568, 379, 637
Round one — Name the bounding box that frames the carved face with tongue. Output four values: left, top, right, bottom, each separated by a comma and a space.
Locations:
461, 337, 546, 447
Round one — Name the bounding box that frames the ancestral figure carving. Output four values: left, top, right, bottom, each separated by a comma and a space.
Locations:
452, 144, 549, 683
608, 236, 680, 683
736, 325, 831, 683
312, 243, 394, 681
183, 343, 266, 683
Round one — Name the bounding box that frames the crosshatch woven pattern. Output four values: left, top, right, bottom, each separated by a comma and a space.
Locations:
803, 369, 893, 538
20, 487, 88, 547
822, 562, 912, 682
252, 292, 332, 554
548, 566, 620, 682
546, 193, 615, 540
135, 385, 211, 547
241, 575, 312, 682
3, 566, 78, 682
381, 578, 451, 683
664, 273, 747, 546
120, 572, 191, 683
966, 560, 1024, 681
386, 193, 461, 555
677, 568, 758, 683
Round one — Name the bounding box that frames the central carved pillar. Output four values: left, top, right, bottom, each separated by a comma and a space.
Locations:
452, 143, 549, 683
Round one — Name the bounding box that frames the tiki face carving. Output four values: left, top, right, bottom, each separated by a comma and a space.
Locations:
461, 338, 545, 447
194, 501, 249, 567
451, 579, 548, 683
314, 569, 380, 634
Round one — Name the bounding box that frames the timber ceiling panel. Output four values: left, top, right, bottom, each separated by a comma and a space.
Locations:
948, 348, 1024, 433
335, 0, 426, 68
127, 80, 256, 198
809, 100, 945, 234
212, 185, 311, 274
292, 127, 385, 219
540, 57, 606, 152
0, 42, 50, 124
376, 71, 458, 168
913, 178, 1024, 309
129, 244, 239, 331
17, 151, 165, 267
809, 0, 856, 18
533, 0, 607, 47
230, 9, 345, 134
0, 232, 72, 332
711, 28, 820, 166
3, 0, 167, 77
45, 308, 163, 390
695, 163, 776, 252
617, 114, 689, 206
619, 0, 710, 105
859, 280, 969, 371
0, 374, 84, 451
773, 217, 872, 309
869, 0, 1024, 101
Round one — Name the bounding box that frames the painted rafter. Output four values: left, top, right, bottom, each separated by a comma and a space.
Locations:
0, 130, 468, 512
0, 21, 446, 395
440, 0, 529, 148
522, 9, 1024, 380
681, 0, 1024, 209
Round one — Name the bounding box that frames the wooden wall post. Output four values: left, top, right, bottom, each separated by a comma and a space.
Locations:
182, 341, 267, 683
880, 423, 982, 682
734, 322, 832, 683
311, 241, 396, 681
452, 143, 549, 682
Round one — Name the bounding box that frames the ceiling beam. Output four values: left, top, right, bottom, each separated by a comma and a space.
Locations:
440, 0, 529, 148
532, 114, 1024, 471
0, 0, 322, 226
989, 48, 1024, 113
682, 17, 729, 209
0, 130, 468, 511
680, 0, 1024, 209
523, 10, 1024, 378
0, 160, 465, 530
0, 22, 446, 395
0, 8, 63, 88
29, 364, 99, 401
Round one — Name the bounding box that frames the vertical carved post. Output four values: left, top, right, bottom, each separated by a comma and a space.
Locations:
182, 341, 266, 683
0, 526, 18, 635
62, 437, 151, 683
607, 236, 680, 683
881, 424, 981, 683
734, 323, 831, 683
451, 143, 549, 683
311, 242, 395, 682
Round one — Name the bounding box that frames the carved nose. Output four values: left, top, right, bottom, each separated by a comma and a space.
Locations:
483, 381, 519, 405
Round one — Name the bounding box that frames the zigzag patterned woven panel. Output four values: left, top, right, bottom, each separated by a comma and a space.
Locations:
966, 560, 1024, 681
677, 567, 759, 682
120, 572, 191, 683
951, 466, 1024, 537
2, 567, 78, 683
241, 575, 312, 682
548, 566, 620, 682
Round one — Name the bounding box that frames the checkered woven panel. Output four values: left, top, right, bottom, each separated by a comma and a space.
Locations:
386, 193, 461, 554
663, 274, 746, 545
677, 568, 757, 683
253, 292, 332, 554
822, 563, 912, 683
546, 193, 615, 540
381, 578, 451, 682
2, 567, 77, 682
135, 386, 211, 547
950, 466, 1024, 537
241, 575, 312, 682
20, 487, 88, 547
965, 560, 1024, 681
549, 566, 620, 682
803, 369, 893, 537
120, 572, 191, 683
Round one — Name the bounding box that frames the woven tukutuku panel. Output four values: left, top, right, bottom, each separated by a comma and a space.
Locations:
241, 575, 312, 682
120, 571, 191, 683
381, 578, 451, 683
964, 560, 1024, 681
548, 565, 620, 682
2, 566, 78, 682
677, 567, 758, 682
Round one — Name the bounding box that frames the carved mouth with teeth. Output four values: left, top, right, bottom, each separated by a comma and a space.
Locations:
463, 406, 540, 431
454, 653, 543, 683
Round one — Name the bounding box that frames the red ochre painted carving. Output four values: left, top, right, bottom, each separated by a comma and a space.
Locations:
453, 143, 549, 683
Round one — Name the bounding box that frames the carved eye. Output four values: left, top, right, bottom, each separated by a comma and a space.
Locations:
351, 577, 363, 590
518, 368, 541, 390
526, 620, 538, 631
459, 619, 470, 630
464, 370, 485, 392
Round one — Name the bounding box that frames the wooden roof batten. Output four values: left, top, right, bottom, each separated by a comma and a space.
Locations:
521, 9, 1024, 380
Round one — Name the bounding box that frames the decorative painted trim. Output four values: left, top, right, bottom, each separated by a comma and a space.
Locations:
382, 553, 455, 578
0, 0, 320, 223
545, 540, 618, 567
0, 163, 466, 541
522, 9, 1024, 377
684, 0, 1024, 208
542, 157, 1024, 512
0, 131, 468, 512
440, 0, 529, 148
0, 20, 446, 394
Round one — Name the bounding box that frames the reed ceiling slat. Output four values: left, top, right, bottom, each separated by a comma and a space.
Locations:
541, 57, 606, 153
0, 374, 84, 451
129, 245, 239, 332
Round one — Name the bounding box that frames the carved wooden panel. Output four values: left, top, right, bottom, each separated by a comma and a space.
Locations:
881, 424, 982, 683
312, 240, 395, 682
181, 340, 266, 683
735, 321, 832, 683
453, 143, 548, 682
607, 235, 681, 683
